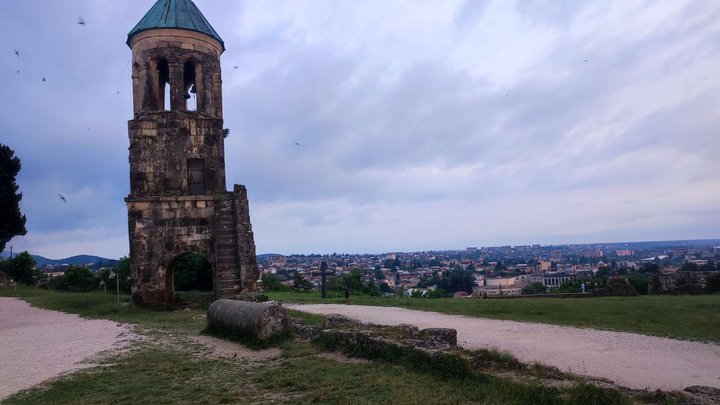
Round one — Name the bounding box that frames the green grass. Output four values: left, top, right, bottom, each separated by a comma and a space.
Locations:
267, 290, 720, 342
259, 343, 631, 405
5, 338, 633, 405
287, 309, 325, 326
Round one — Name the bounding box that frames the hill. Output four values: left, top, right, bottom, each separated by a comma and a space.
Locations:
0, 252, 118, 267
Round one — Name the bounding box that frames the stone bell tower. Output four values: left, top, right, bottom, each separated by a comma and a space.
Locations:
125, 0, 259, 307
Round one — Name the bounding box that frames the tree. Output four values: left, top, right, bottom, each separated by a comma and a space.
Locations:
292, 272, 314, 292
679, 262, 700, 272
261, 273, 288, 291
0, 144, 27, 253
378, 282, 393, 294
639, 263, 660, 274
625, 272, 650, 294
707, 273, 720, 293
522, 282, 546, 295
438, 269, 476, 294
50, 265, 98, 292
374, 269, 386, 280
383, 258, 399, 269
1, 251, 36, 285
109, 257, 132, 293
340, 269, 366, 292
362, 279, 380, 296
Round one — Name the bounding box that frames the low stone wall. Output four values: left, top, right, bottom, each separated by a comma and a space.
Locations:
486, 293, 594, 299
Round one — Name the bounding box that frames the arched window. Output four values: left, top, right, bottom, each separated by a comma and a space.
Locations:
183, 61, 198, 112
157, 58, 170, 111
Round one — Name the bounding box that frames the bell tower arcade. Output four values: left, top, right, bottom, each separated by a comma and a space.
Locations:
125, 0, 259, 307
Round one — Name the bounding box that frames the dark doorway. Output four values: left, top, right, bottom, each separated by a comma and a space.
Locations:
170, 253, 213, 307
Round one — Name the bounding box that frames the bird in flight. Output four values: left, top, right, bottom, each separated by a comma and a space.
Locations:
14, 49, 20, 57
42, 77, 46, 82
77, 17, 86, 26
295, 142, 300, 146
58, 194, 67, 203
583, 59, 590, 63
234, 66, 238, 70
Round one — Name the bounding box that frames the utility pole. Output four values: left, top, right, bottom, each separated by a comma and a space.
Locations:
9, 246, 13, 259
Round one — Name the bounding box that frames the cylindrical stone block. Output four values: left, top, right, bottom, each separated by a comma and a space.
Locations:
207, 299, 290, 340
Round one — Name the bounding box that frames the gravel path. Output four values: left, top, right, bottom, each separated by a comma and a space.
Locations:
0, 298, 134, 401
290, 304, 720, 390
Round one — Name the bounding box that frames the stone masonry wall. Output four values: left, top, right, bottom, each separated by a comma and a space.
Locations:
128, 112, 226, 197
127, 191, 259, 307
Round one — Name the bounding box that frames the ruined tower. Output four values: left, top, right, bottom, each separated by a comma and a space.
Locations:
125, 0, 258, 307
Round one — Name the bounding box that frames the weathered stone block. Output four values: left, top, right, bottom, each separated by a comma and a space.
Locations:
207, 299, 290, 340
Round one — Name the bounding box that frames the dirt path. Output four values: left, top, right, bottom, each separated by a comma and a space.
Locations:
0, 298, 134, 401
290, 304, 720, 390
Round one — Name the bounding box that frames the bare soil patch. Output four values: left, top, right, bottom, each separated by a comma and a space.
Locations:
190, 335, 281, 361
0, 298, 134, 401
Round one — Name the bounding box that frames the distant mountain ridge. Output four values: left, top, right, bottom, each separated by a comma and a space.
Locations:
1, 238, 718, 266
0, 252, 118, 267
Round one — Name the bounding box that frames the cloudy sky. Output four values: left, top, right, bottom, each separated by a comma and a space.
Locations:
1, 0, 719, 259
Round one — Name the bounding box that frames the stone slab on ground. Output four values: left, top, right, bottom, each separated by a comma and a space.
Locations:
290, 303, 720, 390
0, 298, 133, 401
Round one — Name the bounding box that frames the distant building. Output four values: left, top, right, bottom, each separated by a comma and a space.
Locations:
616, 250, 635, 257
543, 274, 573, 289
473, 285, 522, 297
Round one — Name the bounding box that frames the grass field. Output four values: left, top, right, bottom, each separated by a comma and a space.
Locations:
0, 286, 645, 405
267, 290, 720, 342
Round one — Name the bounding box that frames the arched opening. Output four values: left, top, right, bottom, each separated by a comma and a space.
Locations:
157, 58, 171, 111
168, 253, 214, 308
183, 61, 198, 112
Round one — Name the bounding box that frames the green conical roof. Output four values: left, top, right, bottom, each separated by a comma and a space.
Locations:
127, 0, 224, 51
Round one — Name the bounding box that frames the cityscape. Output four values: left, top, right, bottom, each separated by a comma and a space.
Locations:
258, 240, 720, 297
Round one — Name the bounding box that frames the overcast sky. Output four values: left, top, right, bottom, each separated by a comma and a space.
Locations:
1, 0, 719, 259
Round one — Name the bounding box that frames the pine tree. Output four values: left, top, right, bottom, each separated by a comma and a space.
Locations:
0, 144, 27, 253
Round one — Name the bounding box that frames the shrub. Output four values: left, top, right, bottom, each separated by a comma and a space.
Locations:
0, 251, 37, 285
50, 266, 98, 292
706, 273, 720, 293
262, 273, 289, 291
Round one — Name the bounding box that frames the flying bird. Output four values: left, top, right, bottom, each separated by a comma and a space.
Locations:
583, 59, 590, 63
295, 142, 300, 146
58, 194, 67, 203
42, 76, 46, 82
14, 49, 20, 57
234, 66, 238, 70
77, 17, 86, 26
